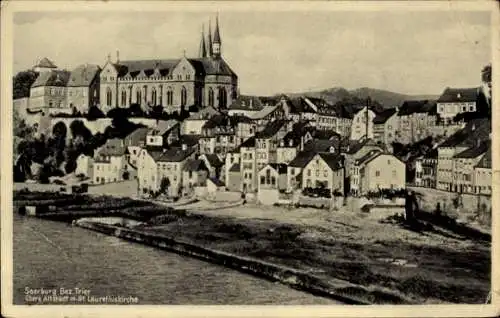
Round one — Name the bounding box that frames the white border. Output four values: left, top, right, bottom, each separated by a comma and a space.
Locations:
1, 1, 499, 317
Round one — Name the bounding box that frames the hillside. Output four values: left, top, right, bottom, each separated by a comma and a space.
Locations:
287, 87, 439, 108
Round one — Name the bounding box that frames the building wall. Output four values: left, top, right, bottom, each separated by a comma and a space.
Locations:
474, 167, 492, 195
277, 147, 297, 164
182, 119, 208, 135
436, 146, 467, 191
317, 114, 337, 132
350, 108, 376, 141
287, 166, 302, 193
241, 147, 257, 192
453, 155, 484, 194
67, 77, 100, 113
138, 151, 159, 194
361, 154, 405, 193
30, 86, 67, 109
437, 101, 476, 124
302, 154, 343, 193
92, 156, 125, 184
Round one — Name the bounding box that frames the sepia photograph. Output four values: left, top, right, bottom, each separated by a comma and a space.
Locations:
1, 1, 498, 317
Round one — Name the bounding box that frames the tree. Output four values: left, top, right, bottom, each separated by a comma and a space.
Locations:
129, 103, 145, 117
13, 70, 38, 99
149, 105, 163, 120
107, 107, 130, 119
86, 105, 105, 121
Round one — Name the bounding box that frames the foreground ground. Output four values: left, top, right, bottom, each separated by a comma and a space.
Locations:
14, 187, 491, 304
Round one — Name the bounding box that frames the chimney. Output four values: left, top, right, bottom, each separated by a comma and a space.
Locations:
249, 98, 253, 109
116, 50, 120, 64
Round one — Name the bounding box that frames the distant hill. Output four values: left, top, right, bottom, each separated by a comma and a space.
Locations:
286, 87, 440, 109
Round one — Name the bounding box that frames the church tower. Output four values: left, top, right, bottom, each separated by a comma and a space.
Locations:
207, 20, 213, 57
199, 25, 207, 58
212, 14, 221, 58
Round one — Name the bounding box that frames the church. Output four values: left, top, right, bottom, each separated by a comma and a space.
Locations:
99, 15, 238, 114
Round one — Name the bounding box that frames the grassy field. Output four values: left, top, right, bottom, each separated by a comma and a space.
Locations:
14, 190, 491, 304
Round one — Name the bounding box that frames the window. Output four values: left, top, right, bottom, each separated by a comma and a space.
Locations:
151, 87, 157, 106
143, 86, 148, 104
218, 87, 227, 109
316, 170, 319, 177
249, 153, 252, 159
121, 90, 127, 107
290, 168, 295, 175
375, 170, 380, 177
186, 75, 191, 80
260, 176, 265, 185
392, 170, 396, 177
271, 176, 276, 185
206, 88, 214, 107
181, 86, 187, 106
177, 75, 182, 80
167, 88, 173, 105
106, 88, 112, 106
323, 169, 328, 177
136, 89, 142, 104
307, 169, 311, 177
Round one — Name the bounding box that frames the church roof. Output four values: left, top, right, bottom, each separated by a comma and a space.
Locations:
31, 70, 71, 88
113, 56, 236, 79
67, 64, 101, 87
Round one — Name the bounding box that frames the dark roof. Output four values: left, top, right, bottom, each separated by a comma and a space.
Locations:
303, 139, 339, 153
67, 64, 101, 87
373, 108, 397, 124
355, 149, 383, 165
229, 95, 264, 111
313, 129, 341, 140
35, 57, 57, 68
288, 151, 316, 168
156, 148, 195, 162
95, 138, 126, 161
229, 163, 240, 172
209, 177, 225, 187
437, 87, 481, 103
31, 70, 70, 88
203, 114, 230, 129
255, 119, 287, 139
183, 159, 208, 172
231, 115, 254, 124
439, 118, 491, 148
318, 153, 344, 170
114, 59, 179, 77
342, 139, 380, 155
148, 120, 179, 136
266, 163, 288, 174
170, 135, 201, 148
282, 96, 318, 114
398, 100, 436, 116
203, 154, 223, 167
190, 57, 237, 77
475, 147, 491, 168
453, 141, 489, 159
124, 127, 149, 147
423, 148, 438, 159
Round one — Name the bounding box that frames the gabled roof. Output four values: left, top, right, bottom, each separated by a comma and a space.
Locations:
342, 138, 380, 155
317, 153, 344, 171
437, 87, 481, 103
35, 57, 57, 68
475, 147, 491, 169
303, 139, 339, 153
229, 95, 264, 111
202, 154, 223, 167
235, 136, 256, 151
229, 163, 240, 172
183, 159, 208, 172
453, 141, 489, 159
114, 59, 179, 77
67, 64, 101, 87
190, 57, 237, 77
398, 100, 436, 116
169, 135, 201, 148
31, 70, 71, 88
355, 149, 384, 165
147, 120, 178, 136
124, 127, 149, 147
156, 148, 195, 163
187, 106, 220, 120
250, 105, 279, 120
282, 96, 318, 114
373, 108, 397, 124
288, 151, 316, 168
255, 119, 287, 139
95, 138, 126, 160
262, 163, 288, 174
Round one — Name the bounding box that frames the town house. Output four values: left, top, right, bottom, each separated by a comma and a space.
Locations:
436, 87, 483, 125
372, 108, 398, 150
350, 106, 376, 141
452, 141, 489, 194
228, 95, 265, 117
301, 152, 344, 194
255, 119, 289, 171
182, 159, 209, 195
396, 100, 436, 144
93, 138, 132, 184
145, 119, 180, 148
181, 106, 220, 135
257, 163, 288, 205
358, 152, 406, 194
474, 147, 491, 195
29, 70, 71, 111
123, 127, 149, 168
66, 64, 101, 113
414, 148, 438, 188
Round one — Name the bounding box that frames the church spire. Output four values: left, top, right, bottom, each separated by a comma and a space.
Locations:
207, 19, 213, 57
199, 25, 207, 58
212, 13, 221, 58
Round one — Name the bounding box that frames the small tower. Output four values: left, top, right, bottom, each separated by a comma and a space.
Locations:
199, 25, 207, 58
212, 14, 221, 58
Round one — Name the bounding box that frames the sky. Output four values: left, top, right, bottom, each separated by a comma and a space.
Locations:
13, 10, 491, 96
